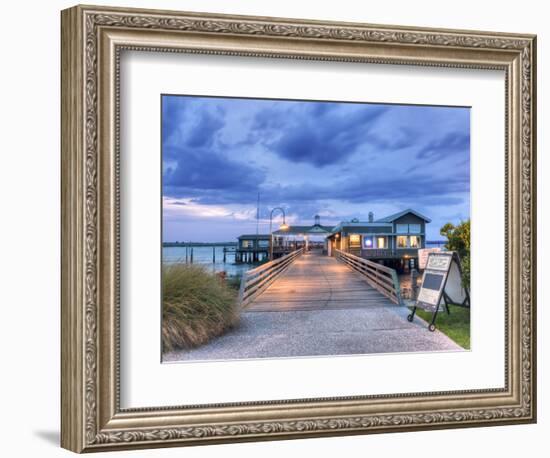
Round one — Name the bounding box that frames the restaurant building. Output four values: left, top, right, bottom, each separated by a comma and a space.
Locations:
326, 209, 431, 270
236, 209, 431, 270
272, 215, 333, 252
235, 234, 270, 263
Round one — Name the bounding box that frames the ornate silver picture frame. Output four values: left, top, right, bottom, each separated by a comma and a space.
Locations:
61, 4, 536, 453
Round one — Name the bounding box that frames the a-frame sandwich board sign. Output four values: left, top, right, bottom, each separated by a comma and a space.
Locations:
407, 251, 470, 331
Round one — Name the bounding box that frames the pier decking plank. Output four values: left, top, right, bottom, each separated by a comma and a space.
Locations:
247, 251, 394, 312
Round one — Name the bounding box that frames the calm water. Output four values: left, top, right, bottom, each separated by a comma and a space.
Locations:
163, 246, 252, 277
163, 241, 447, 279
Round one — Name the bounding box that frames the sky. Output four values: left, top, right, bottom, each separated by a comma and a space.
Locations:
162, 95, 470, 242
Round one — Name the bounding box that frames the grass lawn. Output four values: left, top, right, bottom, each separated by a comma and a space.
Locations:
411, 304, 471, 349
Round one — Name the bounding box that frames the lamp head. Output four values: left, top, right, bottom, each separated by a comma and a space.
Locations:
279, 223, 289, 231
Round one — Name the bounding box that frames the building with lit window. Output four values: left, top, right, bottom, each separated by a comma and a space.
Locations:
271, 214, 333, 252
236, 215, 333, 262
235, 234, 271, 262
326, 209, 431, 271
236, 210, 431, 269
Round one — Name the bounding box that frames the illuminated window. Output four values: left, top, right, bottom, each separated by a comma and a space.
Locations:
397, 236, 408, 248
350, 234, 361, 247
409, 236, 421, 248
409, 224, 421, 233
242, 240, 253, 248
396, 224, 408, 233
377, 237, 387, 249
362, 236, 373, 249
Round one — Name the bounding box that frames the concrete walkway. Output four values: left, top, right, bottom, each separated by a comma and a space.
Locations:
164, 252, 462, 362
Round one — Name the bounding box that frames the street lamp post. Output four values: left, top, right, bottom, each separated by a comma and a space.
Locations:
269, 207, 288, 261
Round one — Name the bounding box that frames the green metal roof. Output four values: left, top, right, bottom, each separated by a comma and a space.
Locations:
272, 224, 334, 235
240, 209, 430, 240
329, 209, 430, 235
237, 234, 271, 240
375, 208, 432, 223
330, 222, 391, 234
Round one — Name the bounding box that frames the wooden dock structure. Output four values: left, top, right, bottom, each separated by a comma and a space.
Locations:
240, 249, 400, 312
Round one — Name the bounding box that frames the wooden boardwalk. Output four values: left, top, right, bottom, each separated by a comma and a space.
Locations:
247, 250, 395, 312
165, 251, 463, 362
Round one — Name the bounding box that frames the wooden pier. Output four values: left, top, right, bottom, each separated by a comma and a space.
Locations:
239, 249, 400, 312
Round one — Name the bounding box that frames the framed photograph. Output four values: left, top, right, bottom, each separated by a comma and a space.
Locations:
61, 4, 537, 453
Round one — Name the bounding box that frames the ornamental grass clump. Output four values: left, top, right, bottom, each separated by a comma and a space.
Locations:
162, 264, 239, 353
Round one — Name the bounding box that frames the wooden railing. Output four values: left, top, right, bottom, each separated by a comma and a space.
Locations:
362, 249, 396, 258
362, 249, 417, 258
334, 249, 403, 305
238, 248, 304, 307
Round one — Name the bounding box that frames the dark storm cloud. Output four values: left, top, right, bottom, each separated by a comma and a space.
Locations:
251, 103, 389, 167
185, 109, 226, 148
162, 98, 468, 208
167, 166, 469, 211
164, 146, 266, 193
162, 96, 265, 195
341, 171, 469, 202
267, 172, 468, 206
239, 173, 467, 223
162, 95, 227, 160
417, 131, 470, 161
161, 95, 470, 241
161, 95, 185, 139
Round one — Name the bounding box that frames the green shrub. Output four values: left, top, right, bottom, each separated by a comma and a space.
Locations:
440, 219, 470, 290
162, 264, 239, 353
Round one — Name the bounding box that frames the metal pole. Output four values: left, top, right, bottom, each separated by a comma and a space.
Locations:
213, 246, 216, 263
269, 216, 273, 261
269, 207, 287, 261
256, 192, 260, 236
